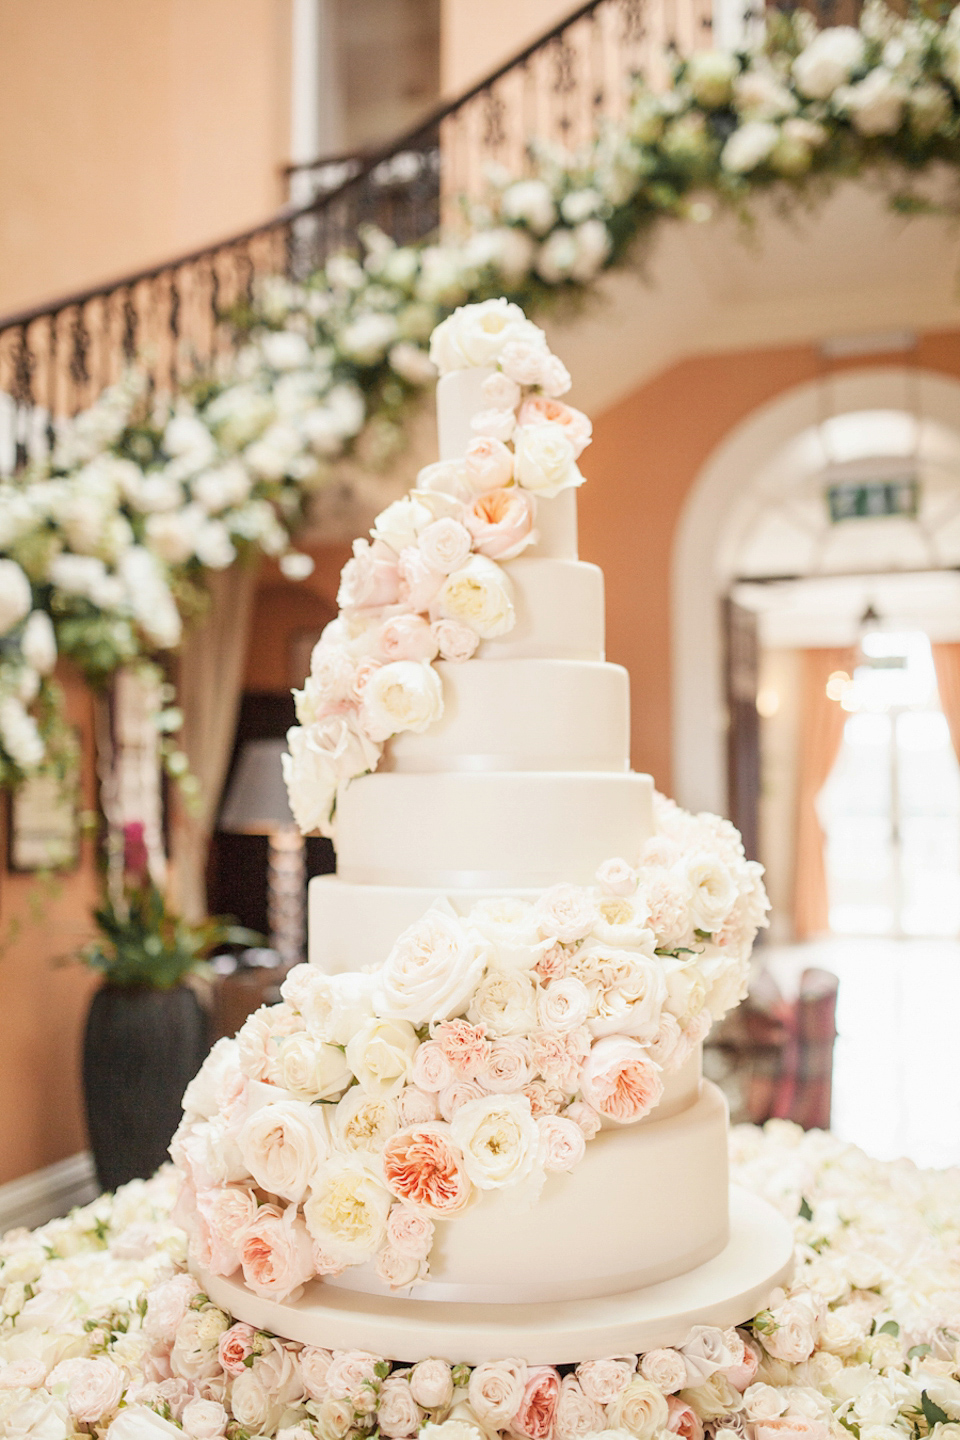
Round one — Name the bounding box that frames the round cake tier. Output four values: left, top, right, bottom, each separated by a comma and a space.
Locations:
387, 659, 629, 774
196, 1185, 794, 1365
334, 770, 654, 887
483, 558, 604, 661
323, 1075, 725, 1307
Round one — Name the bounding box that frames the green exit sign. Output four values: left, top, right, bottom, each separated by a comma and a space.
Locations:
827, 478, 919, 523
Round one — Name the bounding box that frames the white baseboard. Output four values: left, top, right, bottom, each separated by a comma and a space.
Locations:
0, 1152, 99, 1234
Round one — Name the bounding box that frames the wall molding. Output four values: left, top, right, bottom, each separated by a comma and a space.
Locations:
0, 1152, 99, 1235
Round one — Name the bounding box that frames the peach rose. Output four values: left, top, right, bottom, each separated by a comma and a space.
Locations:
218, 1323, 257, 1377
580, 1037, 664, 1124
512, 1365, 561, 1440
338, 538, 400, 611
382, 1123, 474, 1216
464, 488, 537, 561
667, 1397, 705, 1440
463, 436, 513, 490
517, 395, 592, 458
237, 1203, 315, 1301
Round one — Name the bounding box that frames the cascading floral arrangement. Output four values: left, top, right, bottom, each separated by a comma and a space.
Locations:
281, 298, 590, 837
4, 2, 960, 790
170, 794, 768, 1299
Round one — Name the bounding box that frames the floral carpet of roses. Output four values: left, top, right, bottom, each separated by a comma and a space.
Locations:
4, 1123, 960, 1440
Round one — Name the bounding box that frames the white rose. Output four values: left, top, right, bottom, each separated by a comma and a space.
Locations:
468, 969, 539, 1036
742, 1384, 788, 1421
374, 909, 489, 1025
451, 1093, 542, 1190
606, 1376, 670, 1437
181, 1398, 228, 1438
536, 884, 598, 942
107, 1408, 182, 1439
371, 495, 434, 553
419, 518, 474, 574
378, 1376, 423, 1437
721, 120, 779, 173
763, 1295, 820, 1363
686, 853, 737, 932
431, 618, 480, 663
282, 966, 376, 1045
333, 1086, 400, 1156
471, 896, 546, 972
468, 1359, 528, 1425
793, 26, 865, 99
553, 1375, 606, 1440
501, 179, 557, 234
237, 1100, 328, 1203
20, 612, 56, 674
304, 1157, 392, 1263
346, 1016, 419, 1097
537, 978, 591, 1034
838, 67, 905, 136
513, 423, 584, 499
428, 298, 531, 372
283, 714, 380, 836
359, 659, 444, 742
409, 1359, 454, 1409
277, 1032, 352, 1101
0, 560, 32, 635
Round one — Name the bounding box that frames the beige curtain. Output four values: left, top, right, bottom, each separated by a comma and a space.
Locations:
933, 643, 960, 763
169, 562, 259, 922
792, 646, 856, 941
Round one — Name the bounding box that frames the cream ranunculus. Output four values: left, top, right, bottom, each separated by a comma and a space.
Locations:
450, 1093, 542, 1191
374, 909, 490, 1025
237, 1100, 329, 1203
432, 555, 516, 639
304, 1157, 393, 1264
513, 423, 584, 499
359, 659, 444, 743
345, 1016, 420, 1098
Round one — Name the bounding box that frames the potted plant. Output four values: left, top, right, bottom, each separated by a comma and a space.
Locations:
80, 823, 256, 1191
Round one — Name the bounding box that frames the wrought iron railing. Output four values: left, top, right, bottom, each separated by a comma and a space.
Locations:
0, 0, 716, 470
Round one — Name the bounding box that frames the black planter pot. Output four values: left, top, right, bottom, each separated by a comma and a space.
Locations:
83, 983, 210, 1192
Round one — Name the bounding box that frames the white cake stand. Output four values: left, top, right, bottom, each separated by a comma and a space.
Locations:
197, 1186, 794, 1365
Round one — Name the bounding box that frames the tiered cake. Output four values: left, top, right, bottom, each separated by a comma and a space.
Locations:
174, 300, 793, 1368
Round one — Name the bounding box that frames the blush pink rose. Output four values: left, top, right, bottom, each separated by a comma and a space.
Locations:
754, 1421, 828, 1440
477, 1036, 532, 1093
512, 1365, 561, 1440
398, 546, 445, 612
0, 1359, 46, 1389
237, 1203, 315, 1301
563, 1100, 602, 1140
377, 613, 440, 663
667, 1397, 705, 1440
596, 857, 638, 896
434, 1019, 491, 1077
463, 436, 514, 490
382, 1123, 474, 1216
396, 1085, 440, 1124
338, 538, 401, 611
438, 1079, 488, 1121
537, 1114, 586, 1172
723, 1337, 760, 1391
517, 395, 592, 457
522, 1080, 565, 1117
385, 1203, 435, 1259
351, 657, 382, 703
190, 1188, 241, 1277
410, 1040, 453, 1092
218, 1322, 257, 1377
464, 488, 537, 561
299, 1346, 334, 1400
575, 1356, 636, 1405
431, 617, 480, 663
580, 1037, 664, 1124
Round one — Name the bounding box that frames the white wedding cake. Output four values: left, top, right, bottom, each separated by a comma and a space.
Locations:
173, 300, 793, 1367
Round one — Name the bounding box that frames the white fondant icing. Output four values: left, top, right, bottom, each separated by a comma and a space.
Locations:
333, 770, 654, 887
482, 557, 605, 660
196, 1185, 794, 1364
387, 659, 629, 773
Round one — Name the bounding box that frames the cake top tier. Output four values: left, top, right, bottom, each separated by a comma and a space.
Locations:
283, 300, 594, 839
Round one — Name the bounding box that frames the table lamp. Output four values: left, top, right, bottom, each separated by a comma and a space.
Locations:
218, 738, 305, 967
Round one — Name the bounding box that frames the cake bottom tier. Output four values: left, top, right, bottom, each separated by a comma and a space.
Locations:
197, 1186, 794, 1365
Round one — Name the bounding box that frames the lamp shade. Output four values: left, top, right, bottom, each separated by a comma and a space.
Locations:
219, 738, 295, 835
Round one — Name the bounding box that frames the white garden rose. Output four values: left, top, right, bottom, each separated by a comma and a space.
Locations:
371, 495, 434, 554
277, 1032, 353, 1101
180, 1399, 228, 1439
378, 1376, 424, 1437
451, 1093, 542, 1191
513, 423, 584, 498
419, 518, 474, 574
686, 853, 737, 933
237, 1100, 329, 1203
359, 659, 444, 742
283, 713, 380, 836
282, 966, 376, 1045
428, 298, 531, 371
468, 1359, 528, 1426
333, 1086, 400, 1156
537, 977, 591, 1034
46, 1357, 124, 1421
304, 1158, 393, 1263
792, 26, 865, 99
432, 554, 515, 639
501, 178, 558, 234
409, 1359, 455, 1409
20, 612, 56, 675
346, 1016, 419, 1098
467, 969, 539, 1036
721, 120, 779, 173
374, 909, 490, 1024
838, 67, 905, 136
0, 560, 33, 636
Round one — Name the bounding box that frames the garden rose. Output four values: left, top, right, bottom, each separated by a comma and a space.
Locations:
597, 857, 639, 895
464, 487, 537, 560
469, 1359, 529, 1426
170, 1306, 229, 1381
536, 884, 597, 942
463, 436, 514, 490
377, 614, 440, 664
304, 1158, 392, 1263
337, 538, 401, 611
398, 544, 446, 611
580, 1036, 664, 1123
397, 1085, 441, 1124
375, 910, 489, 1025
429, 298, 531, 370
277, 1032, 353, 1102
237, 1203, 315, 1300
345, 1016, 419, 1097
640, 1348, 688, 1393
513, 420, 583, 498
333, 1087, 400, 1156
359, 659, 444, 742
218, 1322, 257, 1376
379, 1376, 423, 1436
517, 395, 592, 458
607, 1376, 670, 1437
513, 1366, 561, 1440
409, 1358, 455, 1409
762, 1296, 820, 1363
431, 617, 480, 662
450, 1093, 542, 1190
386, 1202, 435, 1258
237, 1100, 328, 1203
181, 1399, 228, 1439
686, 854, 737, 933
667, 1397, 704, 1440
382, 1123, 474, 1215
554, 1375, 606, 1440
477, 1036, 533, 1092
283, 966, 376, 1045
537, 977, 591, 1033
299, 1346, 334, 1400
470, 406, 516, 442
417, 517, 474, 576
537, 1114, 586, 1171
371, 495, 433, 553
432, 555, 515, 639
468, 969, 539, 1036
46, 1357, 124, 1421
